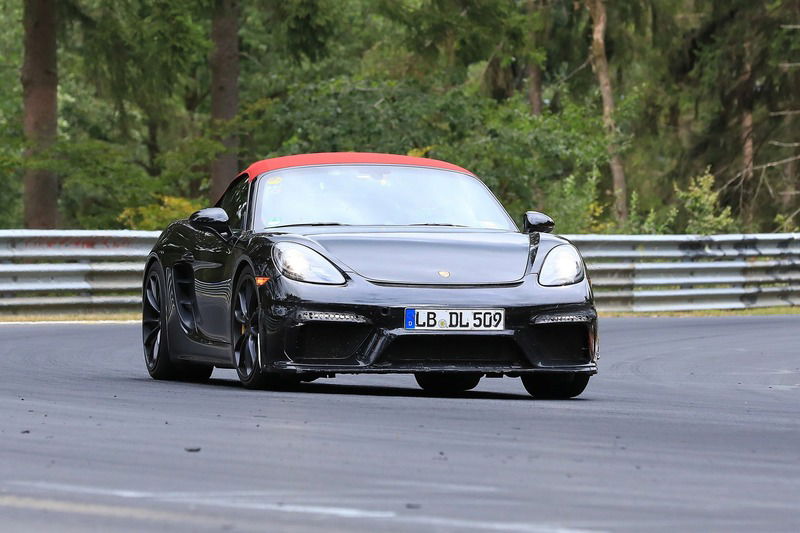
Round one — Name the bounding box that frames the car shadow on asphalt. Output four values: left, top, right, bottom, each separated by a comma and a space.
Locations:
128, 374, 590, 401
128, 375, 590, 401
201, 377, 539, 401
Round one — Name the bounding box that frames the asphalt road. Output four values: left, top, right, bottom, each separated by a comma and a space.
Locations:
0, 316, 798, 533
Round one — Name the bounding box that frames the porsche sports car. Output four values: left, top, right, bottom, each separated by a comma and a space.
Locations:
142, 152, 597, 398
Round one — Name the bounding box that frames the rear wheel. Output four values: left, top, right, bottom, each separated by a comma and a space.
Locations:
142, 262, 213, 382
143, 263, 174, 380
521, 373, 589, 399
415, 373, 481, 394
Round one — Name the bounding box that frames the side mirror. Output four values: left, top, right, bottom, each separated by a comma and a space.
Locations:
522, 211, 555, 233
189, 207, 231, 235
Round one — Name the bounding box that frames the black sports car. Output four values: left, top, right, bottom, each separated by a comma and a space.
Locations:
143, 152, 597, 398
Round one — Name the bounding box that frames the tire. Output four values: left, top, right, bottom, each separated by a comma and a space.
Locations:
521, 373, 589, 399
143, 262, 214, 382
415, 373, 481, 394
231, 268, 271, 389
142, 262, 176, 380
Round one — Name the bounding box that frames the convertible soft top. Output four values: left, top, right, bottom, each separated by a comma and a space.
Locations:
242, 152, 474, 180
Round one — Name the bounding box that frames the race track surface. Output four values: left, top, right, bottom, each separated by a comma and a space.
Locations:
0, 316, 798, 532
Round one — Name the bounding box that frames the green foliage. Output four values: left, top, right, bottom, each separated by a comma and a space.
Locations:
0, 0, 21, 125
118, 195, 203, 230
246, 77, 610, 218
0, 148, 22, 228
674, 169, 736, 235
78, 0, 210, 119
259, 78, 464, 156
542, 172, 606, 234
158, 136, 227, 199
0, 0, 22, 227
773, 213, 799, 233
271, 0, 337, 62
433, 96, 609, 215
775, 211, 800, 233
378, 0, 524, 85
29, 139, 154, 228
4, 0, 800, 231
620, 192, 677, 234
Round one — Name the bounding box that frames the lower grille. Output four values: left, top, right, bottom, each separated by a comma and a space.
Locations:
531, 323, 592, 365
293, 323, 372, 361
382, 335, 526, 367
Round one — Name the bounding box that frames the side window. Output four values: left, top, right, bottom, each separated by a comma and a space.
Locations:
216, 176, 250, 231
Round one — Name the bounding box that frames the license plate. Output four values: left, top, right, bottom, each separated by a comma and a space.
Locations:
404, 309, 505, 330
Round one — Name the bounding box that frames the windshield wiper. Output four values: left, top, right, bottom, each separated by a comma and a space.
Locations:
270, 222, 468, 229
409, 223, 468, 227
271, 222, 350, 228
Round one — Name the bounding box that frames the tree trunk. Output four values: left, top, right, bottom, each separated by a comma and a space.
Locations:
209, 0, 240, 203
780, 148, 797, 212
586, 0, 628, 220
527, 63, 543, 115
21, 0, 58, 228
740, 108, 754, 220
739, 42, 755, 227
526, 0, 544, 115
145, 118, 161, 177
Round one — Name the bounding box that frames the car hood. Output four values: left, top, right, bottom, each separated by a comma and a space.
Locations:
304, 230, 532, 285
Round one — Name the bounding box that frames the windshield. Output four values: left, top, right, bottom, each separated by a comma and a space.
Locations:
253, 164, 516, 231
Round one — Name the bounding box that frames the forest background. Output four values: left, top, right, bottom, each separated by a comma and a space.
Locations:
1, 0, 799, 234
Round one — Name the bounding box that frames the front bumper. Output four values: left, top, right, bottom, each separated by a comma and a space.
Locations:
258, 274, 598, 376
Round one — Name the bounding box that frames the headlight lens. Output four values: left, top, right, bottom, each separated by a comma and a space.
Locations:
538, 245, 585, 286
272, 242, 346, 285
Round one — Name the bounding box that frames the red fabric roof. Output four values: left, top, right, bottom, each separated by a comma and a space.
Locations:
242, 152, 473, 180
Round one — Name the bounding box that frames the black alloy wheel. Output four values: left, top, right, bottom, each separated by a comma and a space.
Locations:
142, 262, 213, 382
415, 373, 481, 394
143, 266, 170, 378
521, 373, 589, 399
232, 270, 269, 389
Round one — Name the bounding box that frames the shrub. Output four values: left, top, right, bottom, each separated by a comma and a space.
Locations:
620, 191, 677, 234
674, 168, 735, 234
542, 171, 608, 234
118, 195, 203, 231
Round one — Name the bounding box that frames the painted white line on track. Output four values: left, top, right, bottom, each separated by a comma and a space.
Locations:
11, 482, 395, 520
374, 479, 501, 493
0, 495, 227, 528
9, 481, 601, 533
10, 481, 156, 499
187, 499, 397, 519
398, 515, 599, 533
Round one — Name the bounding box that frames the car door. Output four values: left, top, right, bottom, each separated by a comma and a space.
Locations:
190, 174, 251, 346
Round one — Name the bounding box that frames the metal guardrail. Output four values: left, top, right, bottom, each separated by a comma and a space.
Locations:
0, 230, 798, 314
0, 230, 155, 313
570, 234, 800, 311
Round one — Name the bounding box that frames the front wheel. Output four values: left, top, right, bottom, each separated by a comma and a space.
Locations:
232, 269, 270, 389
415, 373, 481, 394
521, 373, 589, 399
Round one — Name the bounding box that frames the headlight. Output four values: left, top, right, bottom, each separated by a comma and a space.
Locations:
538, 245, 585, 286
272, 243, 346, 285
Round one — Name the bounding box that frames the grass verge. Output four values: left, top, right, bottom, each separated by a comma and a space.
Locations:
0, 312, 140, 322
599, 306, 800, 318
